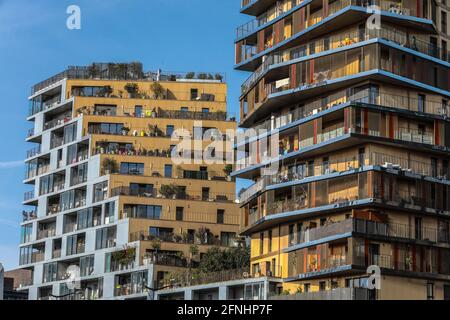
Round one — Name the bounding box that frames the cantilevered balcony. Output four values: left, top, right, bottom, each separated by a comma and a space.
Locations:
242, 44, 449, 124
241, 87, 450, 133
239, 151, 449, 205
130, 230, 232, 247
77, 105, 236, 122
114, 271, 148, 297
241, 26, 450, 98
236, 0, 434, 69
287, 239, 450, 281
269, 287, 374, 300
242, 171, 450, 232
111, 186, 236, 203
282, 218, 450, 252
237, 0, 304, 39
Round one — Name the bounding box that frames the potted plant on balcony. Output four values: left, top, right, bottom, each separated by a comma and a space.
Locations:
195, 227, 209, 245
160, 184, 177, 199
186, 72, 195, 79
405, 253, 413, 270
151, 239, 162, 253
223, 164, 233, 181
124, 83, 139, 99
121, 126, 130, 136
173, 234, 183, 243
214, 73, 223, 82
182, 232, 193, 244
198, 73, 207, 80
100, 85, 113, 97
102, 158, 118, 175
119, 245, 136, 270
150, 82, 165, 100
188, 245, 199, 270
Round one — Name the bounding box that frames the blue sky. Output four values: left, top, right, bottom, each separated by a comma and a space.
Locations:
0, 0, 251, 270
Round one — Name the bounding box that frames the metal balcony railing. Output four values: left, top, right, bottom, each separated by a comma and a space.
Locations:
23, 191, 35, 202
269, 287, 373, 300
111, 186, 236, 203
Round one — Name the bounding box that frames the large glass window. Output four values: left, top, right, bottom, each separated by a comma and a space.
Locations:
129, 183, 153, 196
123, 204, 162, 219
95, 226, 117, 249
88, 123, 124, 135
43, 262, 58, 283
19, 246, 33, 265
20, 224, 33, 244
104, 201, 115, 224
221, 232, 236, 247
166, 125, 174, 137
67, 144, 78, 165
93, 181, 108, 203
71, 163, 88, 186
120, 162, 144, 175
164, 165, 173, 178
63, 123, 77, 145
66, 233, 85, 256
80, 255, 95, 277
77, 207, 101, 230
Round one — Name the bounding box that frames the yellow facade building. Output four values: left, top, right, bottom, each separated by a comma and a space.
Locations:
20, 63, 239, 300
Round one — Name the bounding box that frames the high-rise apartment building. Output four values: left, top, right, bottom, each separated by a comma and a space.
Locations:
234, 0, 450, 300
19, 62, 239, 300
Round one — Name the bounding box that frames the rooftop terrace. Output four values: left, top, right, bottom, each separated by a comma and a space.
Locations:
31, 62, 226, 95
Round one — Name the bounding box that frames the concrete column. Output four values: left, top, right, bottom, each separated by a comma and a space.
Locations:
0, 263, 4, 300
184, 289, 193, 300
218, 286, 228, 300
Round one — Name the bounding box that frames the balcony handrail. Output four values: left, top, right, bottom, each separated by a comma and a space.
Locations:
23, 191, 35, 202
244, 87, 449, 133
158, 268, 253, 289
269, 287, 372, 300
22, 210, 37, 222
130, 231, 227, 247
123, 210, 239, 225
32, 64, 226, 95
79, 106, 236, 122
236, 0, 305, 39
242, 24, 450, 95
240, 152, 449, 218
111, 186, 236, 203
26, 146, 41, 159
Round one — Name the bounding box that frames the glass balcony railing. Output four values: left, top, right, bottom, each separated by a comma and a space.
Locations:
130, 231, 228, 247
240, 151, 450, 212
269, 287, 373, 300
79, 106, 236, 122
23, 191, 35, 202
37, 228, 56, 240
31, 63, 226, 95
26, 146, 41, 159
241, 0, 258, 9
245, 171, 450, 230
22, 210, 37, 222
237, 0, 304, 39
111, 186, 236, 203
241, 26, 450, 96
236, 0, 427, 64
242, 88, 450, 135
283, 218, 450, 248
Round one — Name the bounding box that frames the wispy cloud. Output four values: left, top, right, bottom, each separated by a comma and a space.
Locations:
0, 160, 22, 169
